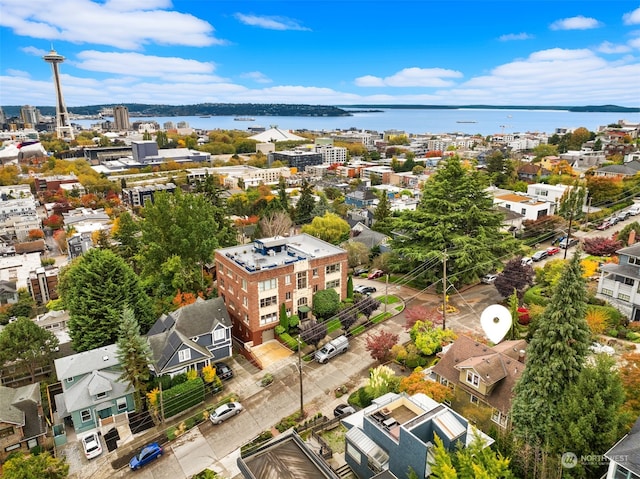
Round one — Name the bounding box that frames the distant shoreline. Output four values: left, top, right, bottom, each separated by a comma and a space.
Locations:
339, 104, 640, 113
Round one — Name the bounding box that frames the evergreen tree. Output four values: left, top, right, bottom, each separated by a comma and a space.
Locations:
347, 275, 354, 299
116, 307, 153, 411
550, 354, 626, 477
391, 156, 518, 286
374, 191, 391, 223
59, 248, 155, 352
511, 253, 591, 446
277, 175, 289, 211
112, 211, 140, 264
294, 179, 316, 224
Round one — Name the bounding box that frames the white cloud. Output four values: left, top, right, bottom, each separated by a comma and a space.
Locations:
550, 15, 601, 31
499, 33, 534, 41
240, 71, 272, 84
234, 13, 310, 31
354, 67, 463, 88
597, 41, 631, 54
0, 0, 224, 49
74, 51, 220, 79
6, 69, 31, 78
629, 36, 640, 49
623, 7, 640, 25
21, 46, 48, 56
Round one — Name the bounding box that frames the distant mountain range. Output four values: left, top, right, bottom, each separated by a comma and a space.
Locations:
2, 103, 638, 118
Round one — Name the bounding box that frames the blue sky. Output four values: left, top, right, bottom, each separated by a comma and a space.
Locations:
1, 0, 639, 107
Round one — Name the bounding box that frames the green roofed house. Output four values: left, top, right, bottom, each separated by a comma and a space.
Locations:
53, 344, 135, 435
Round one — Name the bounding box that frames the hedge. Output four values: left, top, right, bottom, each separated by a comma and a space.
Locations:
523, 285, 550, 306
162, 377, 205, 419
279, 333, 298, 350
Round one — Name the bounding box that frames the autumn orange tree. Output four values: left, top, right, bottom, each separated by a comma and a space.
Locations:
399, 368, 453, 403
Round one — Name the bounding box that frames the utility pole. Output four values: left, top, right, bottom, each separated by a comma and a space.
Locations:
442, 249, 447, 330
564, 209, 574, 260
585, 197, 592, 225
159, 381, 164, 424
297, 336, 304, 418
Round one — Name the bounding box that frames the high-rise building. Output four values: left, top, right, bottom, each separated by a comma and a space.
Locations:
20, 105, 39, 127
113, 105, 130, 131
42, 48, 74, 140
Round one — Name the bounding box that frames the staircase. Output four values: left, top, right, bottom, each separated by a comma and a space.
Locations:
334, 463, 355, 478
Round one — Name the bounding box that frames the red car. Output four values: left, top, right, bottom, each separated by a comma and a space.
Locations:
368, 269, 384, 280
546, 246, 560, 256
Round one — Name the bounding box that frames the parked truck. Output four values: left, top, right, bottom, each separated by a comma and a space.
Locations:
314, 335, 349, 364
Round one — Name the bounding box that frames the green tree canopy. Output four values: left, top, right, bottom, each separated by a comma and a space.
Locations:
139, 189, 235, 295
59, 248, 155, 352
312, 288, 341, 321
294, 180, 316, 224
3, 452, 69, 479
511, 253, 591, 446
391, 156, 518, 286
301, 212, 350, 245
0, 317, 59, 382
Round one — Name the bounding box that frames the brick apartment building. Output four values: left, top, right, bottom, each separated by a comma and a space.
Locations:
214, 234, 348, 346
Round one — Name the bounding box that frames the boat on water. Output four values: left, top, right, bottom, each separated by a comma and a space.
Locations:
234, 117, 255, 121
198, 115, 212, 118
456, 120, 478, 123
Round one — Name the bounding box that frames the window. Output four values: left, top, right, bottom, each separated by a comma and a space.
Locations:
4, 443, 20, 452
285, 275, 291, 285
243, 313, 249, 324
298, 297, 308, 306
65, 377, 74, 384
96, 391, 108, 400
243, 296, 248, 307
466, 370, 480, 387
219, 278, 225, 289
629, 256, 640, 266
0, 426, 14, 439
312, 268, 319, 277
228, 285, 234, 294
117, 398, 127, 412
313, 284, 319, 293
242, 279, 247, 291
214, 329, 226, 342
346, 442, 362, 464
81, 409, 92, 422
439, 377, 449, 387
326, 280, 340, 289
178, 349, 191, 362
260, 295, 277, 308
470, 395, 479, 405
260, 312, 278, 325
326, 264, 340, 274
618, 293, 631, 302
601, 288, 613, 297
285, 291, 292, 300
297, 272, 307, 289
621, 276, 635, 286
521, 208, 526, 215
259, 278, 277, 292
491, 409, 508, 427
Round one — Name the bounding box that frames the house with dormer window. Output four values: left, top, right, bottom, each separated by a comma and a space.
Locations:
597, 242, 640, 322
430, 335, 527, 430
0, 383, 47, 461
53, 344, 135, 434
147, 297, 232, 377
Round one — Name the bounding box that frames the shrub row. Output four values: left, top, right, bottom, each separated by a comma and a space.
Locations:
162, 377, 205, 418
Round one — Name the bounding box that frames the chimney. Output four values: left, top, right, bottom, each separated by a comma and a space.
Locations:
518, 350, 525, 363
629, 229, 637, 246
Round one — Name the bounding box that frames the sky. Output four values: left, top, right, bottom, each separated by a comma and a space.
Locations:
1, 0, 640, 108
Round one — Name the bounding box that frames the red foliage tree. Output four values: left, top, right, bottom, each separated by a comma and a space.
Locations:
365, 330, 399, 363
582, 236, 623, 256
42, 214, 63, 230
404, 305, 442, 330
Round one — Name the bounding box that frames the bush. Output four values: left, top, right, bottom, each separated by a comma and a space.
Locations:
522, 285, 550, 306
278, 332, 298, 350
162, 378, 205, 419
274, 325, 286, 335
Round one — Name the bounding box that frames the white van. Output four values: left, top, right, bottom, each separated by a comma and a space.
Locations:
315, 335, 349, 364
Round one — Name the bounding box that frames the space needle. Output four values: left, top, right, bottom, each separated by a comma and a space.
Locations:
43, 48, 75, 140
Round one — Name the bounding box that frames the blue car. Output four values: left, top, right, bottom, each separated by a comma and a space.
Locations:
129, 442, 163, 470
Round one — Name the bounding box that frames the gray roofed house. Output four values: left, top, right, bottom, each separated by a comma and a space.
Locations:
350, 223, 390, 251
147, 297, 232, 377
53, 344, 135, 434
597, 242, 640, 321
595, 160, 640, 178
604, 417, 640, 478
0, 382, 48, 461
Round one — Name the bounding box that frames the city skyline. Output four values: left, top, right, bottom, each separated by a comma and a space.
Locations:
0, 1, 639, 108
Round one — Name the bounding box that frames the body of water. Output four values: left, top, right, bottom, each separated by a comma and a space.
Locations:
73, 108, 640, 137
